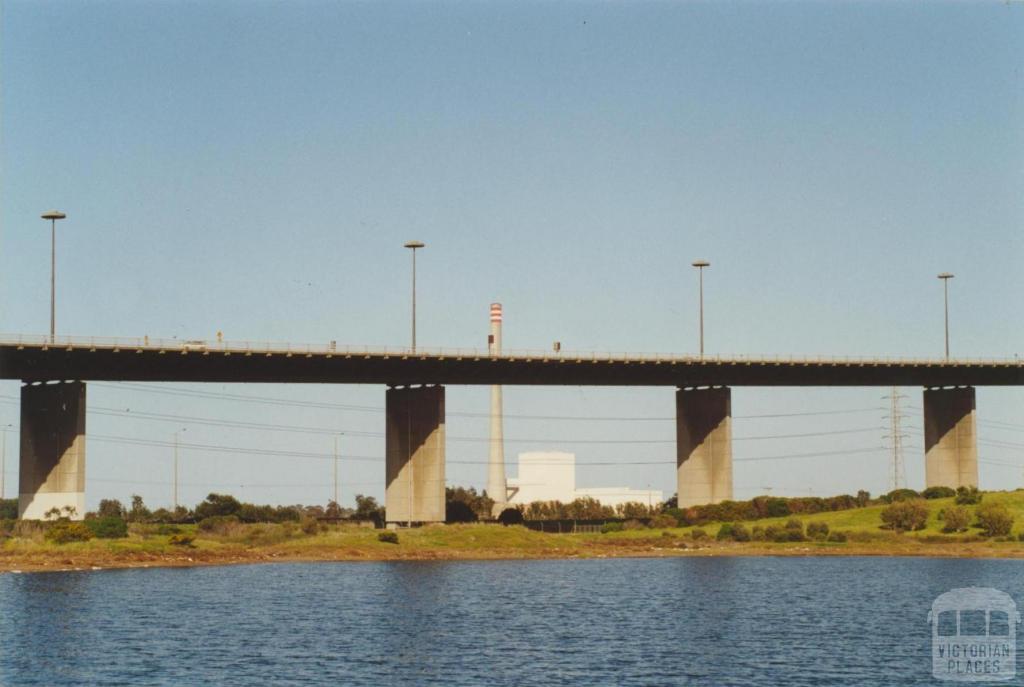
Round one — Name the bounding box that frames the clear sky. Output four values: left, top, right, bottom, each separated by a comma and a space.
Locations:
1, 1, 1022, 511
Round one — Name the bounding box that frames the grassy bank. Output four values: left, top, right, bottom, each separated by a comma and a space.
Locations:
5, 490, 1024, 572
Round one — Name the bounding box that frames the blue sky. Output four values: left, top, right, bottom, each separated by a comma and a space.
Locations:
2, 1, 1022, 510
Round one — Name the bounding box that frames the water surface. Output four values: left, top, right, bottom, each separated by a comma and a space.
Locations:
2, 557, 1022, 685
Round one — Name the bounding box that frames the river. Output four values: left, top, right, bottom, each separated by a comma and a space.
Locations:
2, 556, 1022, 685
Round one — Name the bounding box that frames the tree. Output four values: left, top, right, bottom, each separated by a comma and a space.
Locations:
498, 508, 524, 526
97, 499, 126, 520
325, 500, 343, 518
354, 494, 382, 521
194, 493, 241, 520
128, 494, 152, 523
446, 500, 478, 523
955, 487, 983, 505
880, 499, 929, 532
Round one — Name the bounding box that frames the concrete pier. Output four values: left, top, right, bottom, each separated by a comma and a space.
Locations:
924, 386, 978, 489
676, 386, 733, 508
19, 381, 87, 520
385, 385, 446, 525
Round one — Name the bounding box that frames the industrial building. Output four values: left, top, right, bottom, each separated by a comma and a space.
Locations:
507, 451, 663, 509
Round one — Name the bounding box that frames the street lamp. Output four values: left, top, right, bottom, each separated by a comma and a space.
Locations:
41, 210, 67, 343
938, 272, 954, 359
404, 241, 425, 352
173, 428, 186, 509
691, 260, 710, 356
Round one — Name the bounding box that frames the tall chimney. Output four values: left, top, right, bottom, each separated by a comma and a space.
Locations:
487, 302, 507, 515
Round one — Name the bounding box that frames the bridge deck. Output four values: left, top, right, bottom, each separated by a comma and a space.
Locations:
1, 335, 1021, 387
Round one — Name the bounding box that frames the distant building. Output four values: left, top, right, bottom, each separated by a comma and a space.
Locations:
507, 451, 662, 509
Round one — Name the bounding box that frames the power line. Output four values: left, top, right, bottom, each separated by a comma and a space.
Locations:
87, 383, 881, 422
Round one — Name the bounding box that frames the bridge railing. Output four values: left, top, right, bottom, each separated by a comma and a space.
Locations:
0, 333, 1020, 367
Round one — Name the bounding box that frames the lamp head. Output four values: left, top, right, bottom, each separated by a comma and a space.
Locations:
41, 210, 66, 221
404, 241, 425, 249
692, 259, 710, 268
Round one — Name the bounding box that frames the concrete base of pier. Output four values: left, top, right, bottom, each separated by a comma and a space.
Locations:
924, 386, 978, 489
18, 381, 87, 520
385, 385, 446, 525
676, 386, 733, 508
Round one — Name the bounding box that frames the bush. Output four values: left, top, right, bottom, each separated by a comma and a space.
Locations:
45, 522, 94, 544
884, 489, 920, 503
168, 533, 195, 546
922, 486, 957, 500
881, 499, 929, 532
716, 523, 735, 541
751, 526, 765, 541
731, 523, 751, 542
785, 519, 804, 534
497, 508, 524, 526
941, 506, 971, 533
690, 528, 707, 541
85, 516, 128, 539
955, 486, 983, 505
156, 524, 182, 535
649, 514, 678, 529
300, 517, 320, 535
378, 531, 399, 544
622, 519, 646, 531
661, 508, 685, 526
976, 503, 1014, 537
600, 522, 624, 533
197, 515, 241, 534
445, 500, 479, 523
0, 499, 17, 520
827, 531, 848, 543
806, 522, 830, 541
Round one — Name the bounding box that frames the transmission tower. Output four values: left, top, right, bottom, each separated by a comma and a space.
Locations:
882, 387, 908, 490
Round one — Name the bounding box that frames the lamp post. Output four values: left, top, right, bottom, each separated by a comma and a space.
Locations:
938, 272, 954, 359
41, 210, 67, 343
404, 241, 425, 352
691, 260, 710, 356
173, 428, 186, 509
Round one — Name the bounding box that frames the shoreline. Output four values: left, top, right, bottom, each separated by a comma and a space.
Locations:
5, 537, 1024, 574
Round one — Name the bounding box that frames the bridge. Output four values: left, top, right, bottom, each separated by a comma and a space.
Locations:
3, 333, 1022, 521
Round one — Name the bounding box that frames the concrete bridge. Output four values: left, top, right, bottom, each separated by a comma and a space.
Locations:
3, 334, 1022, 521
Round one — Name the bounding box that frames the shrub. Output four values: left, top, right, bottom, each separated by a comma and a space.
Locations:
955, 487, 983, 505
197, 515, 241, 534
751, 526, 766, 541
690, 528, 707, 541
763, 525, 783, 542
716, 523, 735, 541
378, 531, 399, 544
622, 519, 646, 531
922, 486, 957, 500
731, 523, 751, 542
827, 531, 848, 543
97, 499, 127, 520
785, 519, 804, 534
600, 522, 624, 534
941, 506, 971, 533
45, 522, 94, 544
649, 514, 678, 529
498, 508, 524, 526
300, 517, 320, 535
168, 533, 195, 546
880, 499, 929, 532
884, 489, 920, 503
661, 530, 676, 538
806, 522, 830, 541
976, 503, 1014, 537
445, 500, 478, 523
661, 508, 686, 526
85, 516, 128, 539
0, 499, 18, 520
156, 524, 182, 535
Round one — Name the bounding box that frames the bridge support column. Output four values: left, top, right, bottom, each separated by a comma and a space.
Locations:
676, 386, 732, 508
385, 385, 445, 525
18, 381, 86, 520
924, 386, 978, 489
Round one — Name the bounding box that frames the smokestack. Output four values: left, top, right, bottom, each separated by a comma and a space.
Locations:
487, 302, 507, 515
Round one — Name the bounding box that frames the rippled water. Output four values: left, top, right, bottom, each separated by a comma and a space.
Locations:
1, 556, 1023, 685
